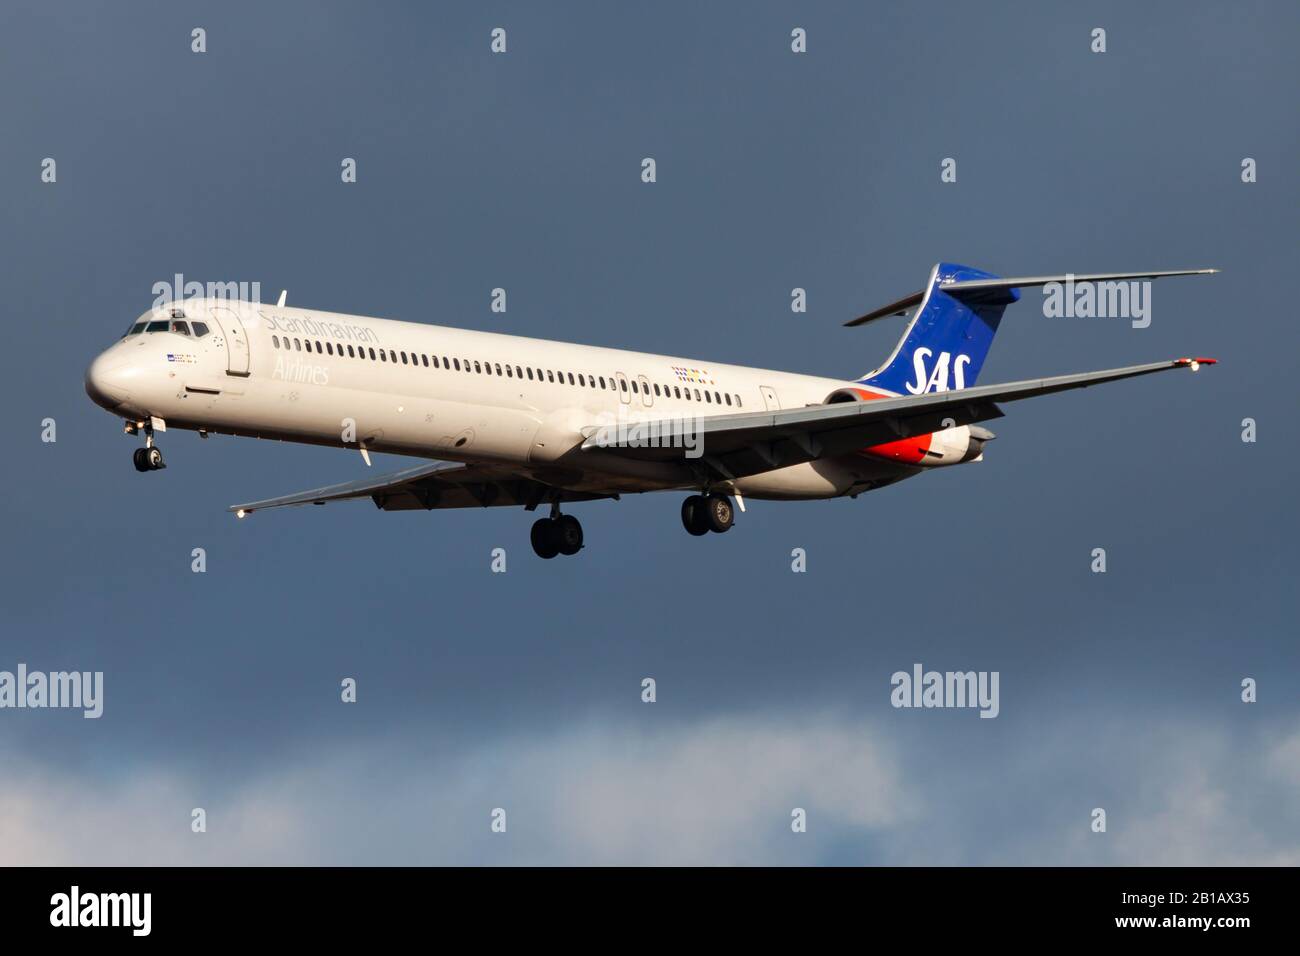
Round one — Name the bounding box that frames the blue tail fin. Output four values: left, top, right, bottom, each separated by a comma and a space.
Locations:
859, 263, 1018, 395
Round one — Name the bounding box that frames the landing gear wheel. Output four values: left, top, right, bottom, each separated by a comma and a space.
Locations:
681, 495, 710, 536
555, 515, 584, 556
705, 494, 734, 533
530, 518, 560, 559
132, 448, 149, 472
145, 446, 165, 470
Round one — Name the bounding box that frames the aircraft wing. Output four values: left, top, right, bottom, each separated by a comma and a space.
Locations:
230, 460, 610, 516
581, 357, 1215, 479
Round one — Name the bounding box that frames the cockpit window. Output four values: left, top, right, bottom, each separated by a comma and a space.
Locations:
145, 320, 169, 333
125, 322, 146, 337
170, 320, 191, 335
191, 321, 210, 337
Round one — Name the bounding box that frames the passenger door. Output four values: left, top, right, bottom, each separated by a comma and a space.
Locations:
760, 385, 780, 410
636, 374, 653, 408
208, 306, 251, 376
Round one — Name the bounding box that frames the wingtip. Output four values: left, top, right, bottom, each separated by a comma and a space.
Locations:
1175, 357, 1218, 370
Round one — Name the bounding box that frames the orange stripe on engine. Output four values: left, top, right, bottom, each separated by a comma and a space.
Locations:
847, 387, 932, 465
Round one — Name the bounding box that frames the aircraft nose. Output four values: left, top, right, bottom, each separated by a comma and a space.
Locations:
85, 351, 133, 410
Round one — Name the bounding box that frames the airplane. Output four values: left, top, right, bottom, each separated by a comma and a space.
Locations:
85, 262, 1217, 558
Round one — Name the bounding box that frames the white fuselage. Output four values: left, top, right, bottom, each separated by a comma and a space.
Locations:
86, 298, 943, 500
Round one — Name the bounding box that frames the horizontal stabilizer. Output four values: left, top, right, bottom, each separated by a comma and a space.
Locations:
847, 268, 1217, 327
940, 268, 1219, 296
845, 290, 925, 327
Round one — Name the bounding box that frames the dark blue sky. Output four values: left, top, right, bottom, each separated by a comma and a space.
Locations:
1, 1, 1296, 864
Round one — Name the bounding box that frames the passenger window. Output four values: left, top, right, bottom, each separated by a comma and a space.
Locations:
294, 338, 302, 351
443, 356, 450, 368
506, 365, 513, 377
567, 372, 574, 385
694, 389, 701, 400
735, 395, 742, 407
495, 363, 502, 375
474, 361, 482, 373
653, 384, 661, 396
325, 342, 333, 355
546, 370, 554, 382
714, 391, 720, 403
599, 376, 606, 389
272, 335, 280, 349
704, 391, 711, 403
380, 350, 387, 362
526, 368, 534, 380
620, 379, 628, 392
400, 352, 407, 364
515, 366, 522, 378
724, 393, 732, 406
674, 386, 681, 398
368, 347, 376, 360
316, 341, 324, 354
422, 355, 429, 367
578, 374, 585, 386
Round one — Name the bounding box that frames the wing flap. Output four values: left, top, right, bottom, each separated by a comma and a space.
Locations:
230, 460, 609, 516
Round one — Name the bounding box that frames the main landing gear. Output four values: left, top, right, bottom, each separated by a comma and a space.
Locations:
530, 508, 584, 559
129, 421, 166, 472
681, 493, 735, 536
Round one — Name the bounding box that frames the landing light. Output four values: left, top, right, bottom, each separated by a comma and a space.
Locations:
236, 509, 247, 519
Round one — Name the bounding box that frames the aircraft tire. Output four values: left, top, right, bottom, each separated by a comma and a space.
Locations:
681, 496, 710, 536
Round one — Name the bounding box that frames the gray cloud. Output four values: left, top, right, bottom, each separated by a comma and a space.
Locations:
2, 712, 1295, 865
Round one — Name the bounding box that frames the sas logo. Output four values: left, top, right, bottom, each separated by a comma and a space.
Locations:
166, 353, 196, 364
905, 348, 971, 394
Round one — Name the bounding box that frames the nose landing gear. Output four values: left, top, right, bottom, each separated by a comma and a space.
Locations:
682, 493, 734, 536
128, 421, 166, 472
530, 506, 584, 559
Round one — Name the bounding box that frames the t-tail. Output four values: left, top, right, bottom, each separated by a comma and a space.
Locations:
846, 262, 1220, 396
855, 262, 1013, 395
